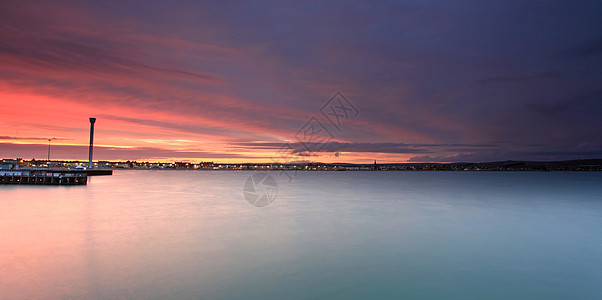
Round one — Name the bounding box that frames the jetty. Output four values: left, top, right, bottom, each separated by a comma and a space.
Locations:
1, 169, 87, 185
0, 117, 113, 185
0, 168, 112, 185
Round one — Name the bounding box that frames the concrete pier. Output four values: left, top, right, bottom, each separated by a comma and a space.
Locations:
0, 170, 87, 185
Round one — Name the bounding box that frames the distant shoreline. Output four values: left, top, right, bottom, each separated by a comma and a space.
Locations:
3, 159, 601, 172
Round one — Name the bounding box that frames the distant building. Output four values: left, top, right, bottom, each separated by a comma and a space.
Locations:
0, 159, 22, 170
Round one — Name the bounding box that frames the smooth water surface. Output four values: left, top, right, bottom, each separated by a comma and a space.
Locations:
1, 171, 601, 299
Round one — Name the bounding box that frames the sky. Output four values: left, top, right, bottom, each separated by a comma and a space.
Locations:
1, 0, 601, 163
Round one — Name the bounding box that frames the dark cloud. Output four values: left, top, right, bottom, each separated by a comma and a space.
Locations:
409, 148, 602, 163
0, 34, 220, 83
231, 141, 498, 155
1, 0, 601, 162
565, 36, 602, 57
477, 72, 561, 84
523, 90, 602, 116
295, 152, 317, 157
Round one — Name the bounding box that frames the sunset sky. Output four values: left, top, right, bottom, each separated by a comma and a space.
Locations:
1, 1, 601, 163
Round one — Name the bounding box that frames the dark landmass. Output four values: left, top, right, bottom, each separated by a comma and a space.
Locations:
2, 158, 601, 171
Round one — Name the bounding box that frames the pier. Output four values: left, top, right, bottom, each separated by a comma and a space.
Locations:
1, 169, 88, 185
0, 116, 113, 185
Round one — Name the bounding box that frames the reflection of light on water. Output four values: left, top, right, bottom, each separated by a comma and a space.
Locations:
1, 171, 602, 299
0, 186, 89, 299
84, 188, 99, 298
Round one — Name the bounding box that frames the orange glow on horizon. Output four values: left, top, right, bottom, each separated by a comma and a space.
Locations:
0, 90, 398, 163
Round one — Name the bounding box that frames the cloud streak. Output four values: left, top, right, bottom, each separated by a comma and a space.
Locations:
231, 141, 499, 155
0, 142, 266, 161
0, 0, 601, 162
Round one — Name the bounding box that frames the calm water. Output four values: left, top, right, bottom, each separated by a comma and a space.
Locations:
1, 171, 601, 299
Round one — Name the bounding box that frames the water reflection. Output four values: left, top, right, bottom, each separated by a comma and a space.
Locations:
1, 171, 601, 299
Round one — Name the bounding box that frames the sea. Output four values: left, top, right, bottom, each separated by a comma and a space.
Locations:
1, 170, 601, 299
